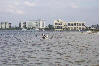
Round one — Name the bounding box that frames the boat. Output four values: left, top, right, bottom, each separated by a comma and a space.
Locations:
86, 30, 92, 34
22, 28, 27, 31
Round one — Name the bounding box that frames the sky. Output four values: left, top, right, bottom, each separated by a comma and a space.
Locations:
0, 0, 99, 26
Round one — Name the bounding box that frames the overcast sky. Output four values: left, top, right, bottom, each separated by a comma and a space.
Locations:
0, 0, 99, 26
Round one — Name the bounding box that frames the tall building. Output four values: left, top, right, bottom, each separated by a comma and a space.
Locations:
67, 22, 86, 30
19, 20, 45, 29
54, 19, 67, 31
26, 21, 37, 28
0, 22, 11, 29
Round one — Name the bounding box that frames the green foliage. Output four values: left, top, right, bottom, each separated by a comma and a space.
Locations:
45, 24, 54, 31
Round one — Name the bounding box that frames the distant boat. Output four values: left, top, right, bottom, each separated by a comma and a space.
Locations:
22, 28, 27, 31
35, 29, 39, 31
87, 30, 92, 34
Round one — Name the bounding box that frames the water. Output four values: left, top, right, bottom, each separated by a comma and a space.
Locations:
0, 30, 99, 66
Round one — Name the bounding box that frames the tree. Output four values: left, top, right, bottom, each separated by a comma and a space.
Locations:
44, 24, 54, 31
48, 24, 54, 30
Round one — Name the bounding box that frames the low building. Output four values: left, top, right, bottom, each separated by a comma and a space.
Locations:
54, 19, 86, 31
54, 19, 67, 31
90, 24, 99, 30
67, 22, 86, 30
19, 19, 45, 30
0, 22, 11, 29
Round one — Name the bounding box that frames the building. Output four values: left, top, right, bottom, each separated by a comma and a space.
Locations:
19, 22, 26, 29
67, 22, 86, 30
54, 19, 86, 31
90, 24, 99, 30
0, 22, 11, 29
19, 20, 45, 29
54, 19, 67, 31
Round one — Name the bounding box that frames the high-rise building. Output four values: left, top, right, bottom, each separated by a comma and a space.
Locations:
0, 22, 11, 29
19, 20, 45, 29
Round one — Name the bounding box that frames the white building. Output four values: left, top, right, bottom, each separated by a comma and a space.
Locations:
19, 20, 45, 29
20, 22, 25, 28
67, 22, 86, 30
54, 19, 67, 31
54, 19, 86, 31
0, 22, 11, 29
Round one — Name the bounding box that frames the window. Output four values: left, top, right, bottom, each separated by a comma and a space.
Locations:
74, 27, 76, 30
68, 23, 70, 26
77, 23, 78, 26
82, 23, 84, 26
59, 23, 62, 25
55, 23, 58, 25
74, 23, 76, 26
71, 23, 73, 26
79, 23, 81, 26
79, 27, 81, 30
57, 26, 62, 29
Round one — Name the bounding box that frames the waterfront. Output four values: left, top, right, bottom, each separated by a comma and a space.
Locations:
0, 30, 99, 66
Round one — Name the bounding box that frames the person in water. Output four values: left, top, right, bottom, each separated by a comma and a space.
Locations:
42, 33, 48, 39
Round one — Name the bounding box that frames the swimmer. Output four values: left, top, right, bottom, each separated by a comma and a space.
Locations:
42, 33, 48, 39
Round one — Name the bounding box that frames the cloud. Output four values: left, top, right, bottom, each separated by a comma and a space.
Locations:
8, 5, 24, 15
24, 1, 36, 7
0, 0, 98, 25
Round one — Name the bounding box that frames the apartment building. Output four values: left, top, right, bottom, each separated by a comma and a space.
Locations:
54, 19, 67, 31
19, 20, 45, 29
54, 19, 86, 31
67, 22, 86, 30
0, 22, 11, 29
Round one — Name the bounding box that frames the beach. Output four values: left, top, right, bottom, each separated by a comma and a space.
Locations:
0, 30, 99, 66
